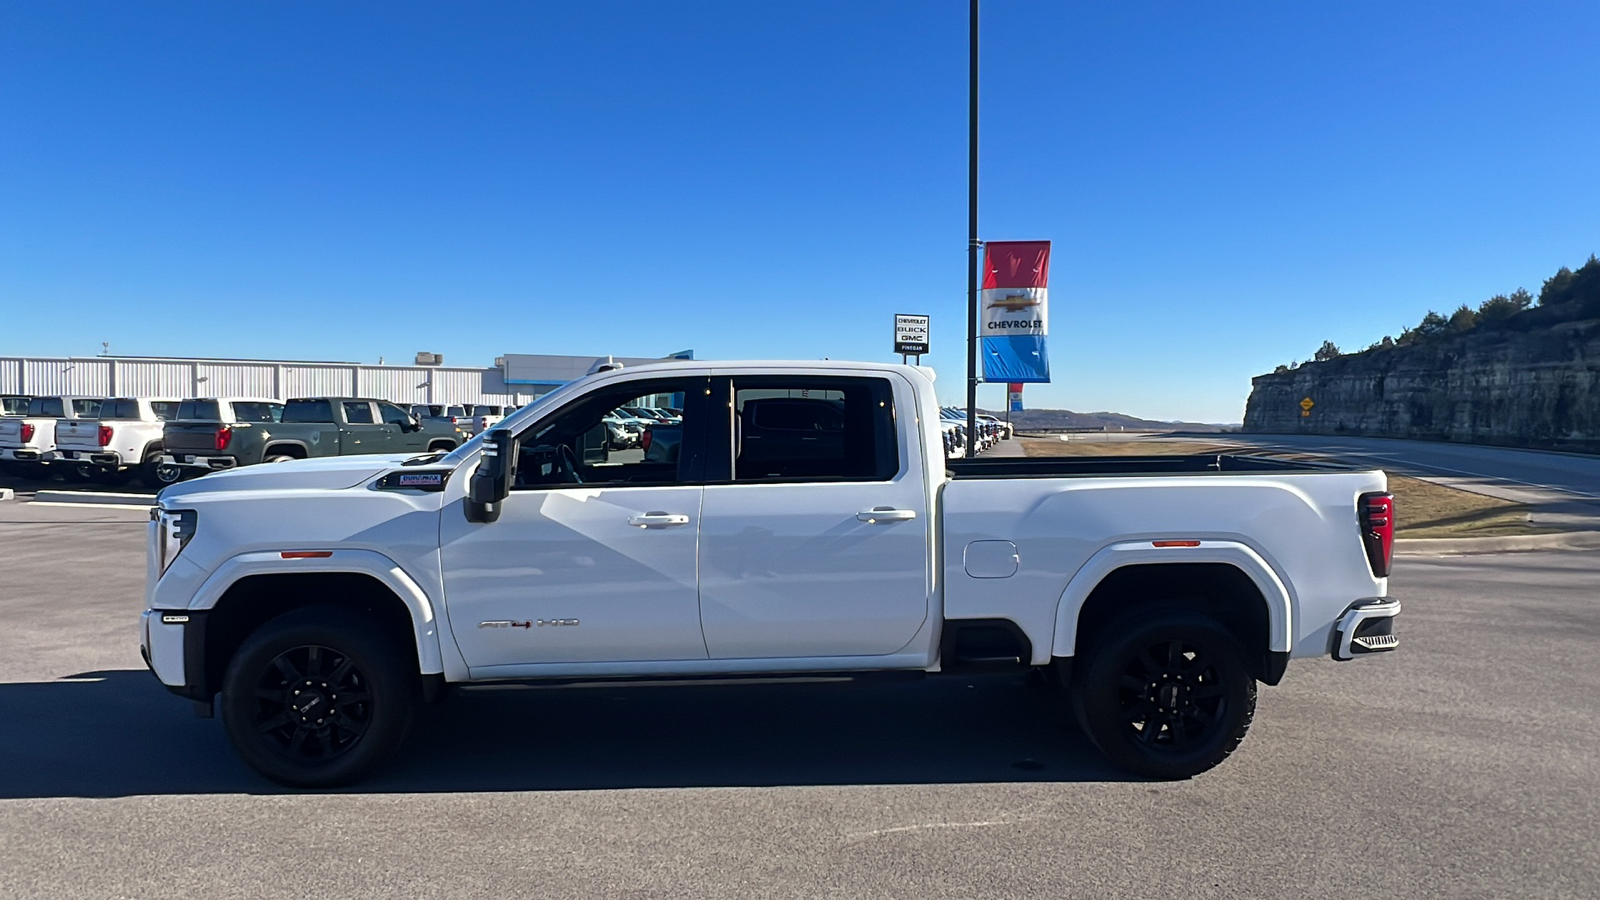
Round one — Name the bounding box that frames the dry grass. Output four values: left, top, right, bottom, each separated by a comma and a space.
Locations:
1014, 437, 1550, 538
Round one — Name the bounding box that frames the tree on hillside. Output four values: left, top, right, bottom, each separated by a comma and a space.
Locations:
1538, 255, 1600, 314
1417, 310, 1449, 337
1478, 288, 1534, 323
1448, 304, 1478, 333
1313, 340, 1342, 362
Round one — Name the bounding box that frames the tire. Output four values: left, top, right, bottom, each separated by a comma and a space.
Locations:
427, 441, 455, 453
1071, 610, 1256, 780
264, 453, 297, 464
154, 463, 185, 485
220, 607, 419, 788
137, 450, 165, 488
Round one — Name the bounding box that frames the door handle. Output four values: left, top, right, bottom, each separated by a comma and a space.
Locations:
629, 512, 691, 528
858, 507, 917, 523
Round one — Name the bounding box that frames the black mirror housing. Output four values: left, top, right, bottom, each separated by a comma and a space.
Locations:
466, 429, 517, 523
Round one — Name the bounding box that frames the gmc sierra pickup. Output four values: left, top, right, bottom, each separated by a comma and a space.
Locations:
141, 360, 1399, 787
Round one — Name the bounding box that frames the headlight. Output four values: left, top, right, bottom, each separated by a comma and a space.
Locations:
152, 507, 197, 576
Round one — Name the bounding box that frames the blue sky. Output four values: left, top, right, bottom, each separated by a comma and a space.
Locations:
3, 1, 1597, 423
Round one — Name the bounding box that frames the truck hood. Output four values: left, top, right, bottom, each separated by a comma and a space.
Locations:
157, 453, 423, 502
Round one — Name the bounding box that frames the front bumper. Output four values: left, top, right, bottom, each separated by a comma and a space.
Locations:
162, 453, 238, 471
140, 608, 210, 700
1332, 597, 1401, 661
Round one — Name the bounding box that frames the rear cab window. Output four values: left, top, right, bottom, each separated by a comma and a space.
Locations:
231, 401, 283, 423
730, 377, 899, 482
99, 399, 141, 419
177, 400, 222, 421
29, 398, 66, 418
283, 400, 335, 423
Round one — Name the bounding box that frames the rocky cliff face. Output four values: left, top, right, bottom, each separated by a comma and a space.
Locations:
1244, 318, 1600, 452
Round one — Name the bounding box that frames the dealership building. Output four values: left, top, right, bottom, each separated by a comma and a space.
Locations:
0, 351, 694, 408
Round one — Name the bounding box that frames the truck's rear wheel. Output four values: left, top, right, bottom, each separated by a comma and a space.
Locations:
1072, 611, 1255, 779
220, 607, 418, 787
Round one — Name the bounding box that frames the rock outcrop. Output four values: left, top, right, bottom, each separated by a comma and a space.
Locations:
1244, 318, 1600, 452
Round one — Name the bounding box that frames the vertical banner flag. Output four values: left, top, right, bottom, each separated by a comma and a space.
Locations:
1008, 382, 1024, 412
980, 240, 1051, 382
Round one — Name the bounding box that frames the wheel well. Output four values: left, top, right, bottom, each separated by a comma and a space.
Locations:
202, 572, 419, 697
263, 443, 307, 459
427, 439, 456, 452
1075, 563, 1278, 684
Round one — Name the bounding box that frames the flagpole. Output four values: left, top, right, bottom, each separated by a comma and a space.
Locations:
964, 0, 980, 459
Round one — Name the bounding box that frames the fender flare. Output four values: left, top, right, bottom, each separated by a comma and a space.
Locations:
186, 548, 443, 675
1050, 540, 1294, 658
261, 439, 311, 458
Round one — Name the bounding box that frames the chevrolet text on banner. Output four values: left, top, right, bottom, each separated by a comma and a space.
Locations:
980, 240, 1051, 383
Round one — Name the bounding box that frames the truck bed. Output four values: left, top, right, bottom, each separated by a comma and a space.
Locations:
948, 453, 1353, 478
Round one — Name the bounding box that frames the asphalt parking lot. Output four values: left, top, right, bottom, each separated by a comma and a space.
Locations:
1, 498, 1597, 899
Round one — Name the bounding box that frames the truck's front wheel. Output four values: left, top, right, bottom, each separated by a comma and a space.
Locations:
1073, 611, 1255, 780
220, 607, 418, 787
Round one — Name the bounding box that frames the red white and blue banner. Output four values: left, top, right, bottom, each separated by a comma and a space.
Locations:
980, 240, 1051, 383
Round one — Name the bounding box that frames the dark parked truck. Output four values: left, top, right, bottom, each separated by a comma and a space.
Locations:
161, 397, 462, 479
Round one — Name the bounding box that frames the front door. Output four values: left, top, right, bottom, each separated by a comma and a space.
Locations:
440, 374, 712, 672
378, 401, 427, 453
697, 374, 932, 660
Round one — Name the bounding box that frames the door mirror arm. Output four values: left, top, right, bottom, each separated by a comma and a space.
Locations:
466, 428, 518, 523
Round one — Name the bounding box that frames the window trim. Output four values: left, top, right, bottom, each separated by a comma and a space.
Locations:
507, 375, 711, 492
711, 375, 902, 486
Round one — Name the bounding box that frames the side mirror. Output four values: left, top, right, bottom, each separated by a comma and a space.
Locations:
466, 428, 517, 523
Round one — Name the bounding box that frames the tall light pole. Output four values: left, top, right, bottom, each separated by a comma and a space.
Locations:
964, 0, 980, 458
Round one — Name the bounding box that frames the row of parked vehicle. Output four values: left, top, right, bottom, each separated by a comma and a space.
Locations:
0, 393, 507, 486
937, 406, 1013, 458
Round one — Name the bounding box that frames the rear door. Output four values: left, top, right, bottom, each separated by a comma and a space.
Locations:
332, 401, 383, 455
697, 373, 932, 660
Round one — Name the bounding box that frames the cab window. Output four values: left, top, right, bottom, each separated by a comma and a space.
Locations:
512, 377, 702, 490
731, 377, 899, 482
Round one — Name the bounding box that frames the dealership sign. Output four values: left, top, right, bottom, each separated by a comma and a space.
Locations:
1008, 382, 1024, 412
981, 241, 1051, 383
894, 314, 930, 355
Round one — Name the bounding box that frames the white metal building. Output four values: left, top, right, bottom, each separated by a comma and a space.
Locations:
0, 351, 692, 408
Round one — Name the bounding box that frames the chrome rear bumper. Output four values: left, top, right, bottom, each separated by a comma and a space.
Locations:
1332, 597, 1401, 661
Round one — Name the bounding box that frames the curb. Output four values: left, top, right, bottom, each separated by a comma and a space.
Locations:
1396, 531, 1600, 555
31, 490, 155, 507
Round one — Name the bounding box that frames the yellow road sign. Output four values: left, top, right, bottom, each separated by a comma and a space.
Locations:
1300, 397, 1314, 411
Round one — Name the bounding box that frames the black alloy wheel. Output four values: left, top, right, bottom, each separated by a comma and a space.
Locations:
1073, 611, 1255, 779
1118, 637, 1227, 750
250, 644, 374, 763
221, 607, 417, 787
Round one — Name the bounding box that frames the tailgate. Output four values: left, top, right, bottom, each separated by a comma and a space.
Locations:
164, 423, 224, 455
0, 419, 20, 446
55, 420, 101, 451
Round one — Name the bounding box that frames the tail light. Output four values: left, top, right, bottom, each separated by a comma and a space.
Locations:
20, 423, 34, 442
641, 428, 654, 453
98, 424, 114, 447
1359, 492, 1394, 578
214, 426, 233, 451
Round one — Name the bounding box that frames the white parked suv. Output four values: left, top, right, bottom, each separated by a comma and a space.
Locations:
0, 396, 103, 475
55, 397, 180, 485
142, 360, 1400, 787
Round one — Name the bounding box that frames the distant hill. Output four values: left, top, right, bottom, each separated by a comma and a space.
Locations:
980, 408, 1236, 433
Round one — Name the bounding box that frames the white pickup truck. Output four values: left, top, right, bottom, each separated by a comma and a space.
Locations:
141, 360, 1400, 787
0, 396, 104, 475
55, 397, 180, 484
